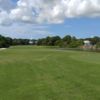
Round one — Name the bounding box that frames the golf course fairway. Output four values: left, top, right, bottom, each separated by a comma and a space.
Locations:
0, 46, 100, 100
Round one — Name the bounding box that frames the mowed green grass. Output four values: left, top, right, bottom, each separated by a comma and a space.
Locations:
0, 46, 100, 100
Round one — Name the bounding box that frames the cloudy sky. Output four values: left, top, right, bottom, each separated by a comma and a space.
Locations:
0, 0, 100, 39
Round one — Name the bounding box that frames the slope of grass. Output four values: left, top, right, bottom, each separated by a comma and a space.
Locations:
0, 46, 100, 100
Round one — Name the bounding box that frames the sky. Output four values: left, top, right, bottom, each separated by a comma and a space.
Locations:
0, 0, 100, 39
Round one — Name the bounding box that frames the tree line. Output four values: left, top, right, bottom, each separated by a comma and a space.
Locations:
0, 35, 36, 48
37, 35, 84, 48
0, 34, 100, 49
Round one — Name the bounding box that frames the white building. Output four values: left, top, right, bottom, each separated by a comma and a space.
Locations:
83, 40, 92, 50
84, 40, 91, 46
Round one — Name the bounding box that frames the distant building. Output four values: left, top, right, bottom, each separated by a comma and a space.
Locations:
83, 40, 92, 50
29, 40, 33, 44
84, 40, 91, 46
29, 40, 37, 45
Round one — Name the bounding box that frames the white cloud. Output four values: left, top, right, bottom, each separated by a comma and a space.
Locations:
0, 11, 11, 25
0, 0, 100, 25
0, 24, 52, 38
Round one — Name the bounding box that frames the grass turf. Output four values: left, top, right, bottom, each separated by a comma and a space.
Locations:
0, 46, 100, 100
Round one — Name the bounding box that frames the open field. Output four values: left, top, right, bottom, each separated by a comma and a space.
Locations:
0, 46, 100, 100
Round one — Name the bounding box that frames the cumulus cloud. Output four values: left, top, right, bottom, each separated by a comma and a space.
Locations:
0, 11, 12, 25
0, 24, 52, 38
0, 0, 100, 25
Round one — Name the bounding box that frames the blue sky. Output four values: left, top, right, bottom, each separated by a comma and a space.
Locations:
50, 18, 100, 38
0, 0, 100, 39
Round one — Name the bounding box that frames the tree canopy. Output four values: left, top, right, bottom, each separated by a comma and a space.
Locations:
0, 34, 100, 50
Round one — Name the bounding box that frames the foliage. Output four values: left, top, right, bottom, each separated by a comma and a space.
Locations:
37, 36, 61, 46
37, 35, 84, 48
0, 35, 11, 48
0, 34, 100, 49
0, 35, 36, 48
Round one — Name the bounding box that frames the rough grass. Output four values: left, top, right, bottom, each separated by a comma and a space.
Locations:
0, 46, 100, 100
